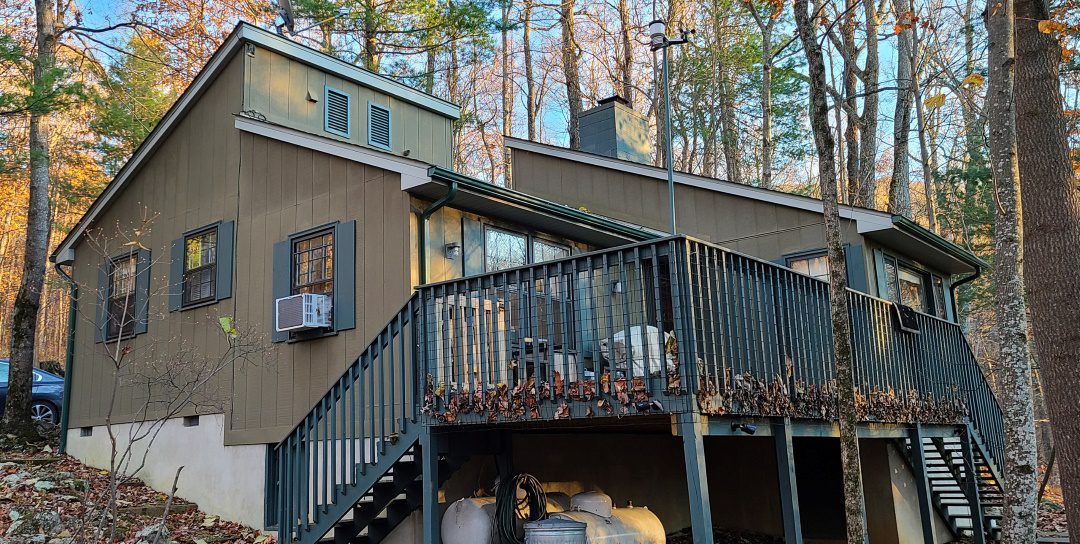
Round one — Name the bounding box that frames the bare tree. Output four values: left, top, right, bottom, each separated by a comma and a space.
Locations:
855, 0, 879, 207
560, 0, 583, 149
1014, 0, 1080, 531
3, 0, 60, 440
890, 0, 915, 217
984, 0, 1038, 538
501, 0, 514, 185
793, 0, 867, 541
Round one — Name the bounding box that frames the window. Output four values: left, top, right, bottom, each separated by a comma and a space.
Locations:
292, 230, 334, 296
183, 228, 217, 306
533, 239, 570, 263
485, 228, 528, 272
932, 275, 948, 319
787, 252, 830, 281
897, 265, 926, 312
107, 255, 138, 339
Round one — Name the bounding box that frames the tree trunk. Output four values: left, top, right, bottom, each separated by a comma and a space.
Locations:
361, 0, 379, 71
890, 0, 914, 217
616, 0, 633, 104
1014, 0, 1080, 532
856, 0, 879, 207
961, 0, 986, 167
840, 1, 860, 201
719, 66, 742, 184
523, 0, 537, 141
3, 0, 56, 439
501, 0, 513, 185
793, 0, 867, 541
985, 1, 1038, 540
560, 0, 583, 150
759, 20, 775, 189
911, 16, 937, 231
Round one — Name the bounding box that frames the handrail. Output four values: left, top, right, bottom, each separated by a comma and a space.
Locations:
269, 293, 421, 541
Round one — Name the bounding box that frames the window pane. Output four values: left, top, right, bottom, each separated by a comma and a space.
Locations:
898, 266, 925, 312
485, 228, 527, 272
933, 275, 947, 319
185, 230, 217, 271
183, 229, 218, 305
533, 239, 570, 263
108, 256, 138, 339
884, 257, 900, 303
293, 231, 334, 296
789, 254, 829, 281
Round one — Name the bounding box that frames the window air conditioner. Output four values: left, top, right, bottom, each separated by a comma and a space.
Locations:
275, 293, 332, 332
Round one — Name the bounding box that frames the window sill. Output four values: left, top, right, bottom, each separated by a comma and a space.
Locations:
286, 328, 339, 344
179, 298, 222, 312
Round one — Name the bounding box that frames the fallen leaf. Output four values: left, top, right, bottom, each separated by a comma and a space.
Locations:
961, 73, 985, 87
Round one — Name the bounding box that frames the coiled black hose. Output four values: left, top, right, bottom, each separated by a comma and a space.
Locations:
493, 473, 547, 544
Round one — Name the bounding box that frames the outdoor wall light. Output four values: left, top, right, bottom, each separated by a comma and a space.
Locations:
731, 422, 757, 435
444, 242, 462, 259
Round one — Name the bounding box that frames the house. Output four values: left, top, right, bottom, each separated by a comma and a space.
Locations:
51, 22, 1003, 544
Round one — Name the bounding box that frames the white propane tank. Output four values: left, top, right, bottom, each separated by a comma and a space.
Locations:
441, 493, 573, 544
549, 492, 665, 544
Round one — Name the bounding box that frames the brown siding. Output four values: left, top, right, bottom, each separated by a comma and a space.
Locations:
68, 53, 246, 431
510, 148, 866, 264
68, 52, 415, 445
243, 46, 453, 168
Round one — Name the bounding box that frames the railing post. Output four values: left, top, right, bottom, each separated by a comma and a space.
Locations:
961, 423, 987, 544
907, 424, 937, 544
420, 427, 441, 544
677, 413, 713, 544
773, 418, 804, 544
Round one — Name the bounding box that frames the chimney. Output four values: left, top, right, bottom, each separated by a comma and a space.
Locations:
578, 96, 651, 164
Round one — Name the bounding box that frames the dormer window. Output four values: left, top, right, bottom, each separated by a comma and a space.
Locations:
324, 87, 351, 138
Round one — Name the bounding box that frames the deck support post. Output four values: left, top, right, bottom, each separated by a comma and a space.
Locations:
677, 414, 714, 544
772, 418, 804, 544
421, 428, 441, 544
960, 424, 987, 544
908, 424, 937, 544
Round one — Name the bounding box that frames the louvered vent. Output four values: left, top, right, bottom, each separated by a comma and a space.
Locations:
368, 102, 392, 150
324, 87, 351, 137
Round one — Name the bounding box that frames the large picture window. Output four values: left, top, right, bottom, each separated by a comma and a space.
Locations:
292, 230, 335, 296
183, 227, 217, 306
107, 255, 138, 340
485, 227, 528, 272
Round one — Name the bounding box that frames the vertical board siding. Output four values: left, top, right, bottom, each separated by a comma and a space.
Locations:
243, 46, 453, 167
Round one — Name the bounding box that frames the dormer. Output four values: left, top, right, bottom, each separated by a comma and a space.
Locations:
239, 30, 459, 168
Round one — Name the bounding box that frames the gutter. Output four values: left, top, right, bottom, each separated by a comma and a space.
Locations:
53, 262, 77, 454
418, 180, 459, 284
426, 166, 657, 243
949, 267, 981, 324
891, 216, 988, 270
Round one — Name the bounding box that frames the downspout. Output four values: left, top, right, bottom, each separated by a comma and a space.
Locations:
418, 181, 459, 285
54, 262, 77, 454
949, 266, 981, 324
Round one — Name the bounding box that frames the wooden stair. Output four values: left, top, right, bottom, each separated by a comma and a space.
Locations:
898, 431, 1004, 542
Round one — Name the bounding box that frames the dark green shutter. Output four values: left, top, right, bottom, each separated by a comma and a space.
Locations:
462, 218, 484, 276
169, 239, 184, 311
217, 221, 235, 301
96, 264, 108, 343
845, 245, 868, 293
134, 249, 151, 335
271, 240, 291, 343
334, 221, 357, 332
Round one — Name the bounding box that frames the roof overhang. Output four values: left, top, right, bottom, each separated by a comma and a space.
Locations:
860, 217, 986, 275
413, 167, 660, 247
51, 22, 458, 265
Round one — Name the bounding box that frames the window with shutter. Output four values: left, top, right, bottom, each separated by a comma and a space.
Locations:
324, 87, 351, 137
367, 102, 391, 150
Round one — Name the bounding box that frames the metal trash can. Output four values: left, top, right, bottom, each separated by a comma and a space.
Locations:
524, 518, 587, 544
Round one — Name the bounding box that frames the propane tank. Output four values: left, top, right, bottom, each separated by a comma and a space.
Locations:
548, 492, 666, 544
441, 493, 572, 544
524, 518, 587, 544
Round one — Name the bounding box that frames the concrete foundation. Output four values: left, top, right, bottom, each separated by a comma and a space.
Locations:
65, 414, 267, 529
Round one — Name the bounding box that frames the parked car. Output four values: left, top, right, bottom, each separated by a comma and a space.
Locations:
0, 359, 64, 424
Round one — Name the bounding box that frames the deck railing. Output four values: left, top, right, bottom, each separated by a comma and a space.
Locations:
415, 236, 1002, 467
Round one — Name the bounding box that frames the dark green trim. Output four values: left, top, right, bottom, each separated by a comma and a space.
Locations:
773, 419, 804, 544
418, 180, 459, 284
55, 264, 77, 454
891, 216, 987, 270
427, 166, 658, 243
